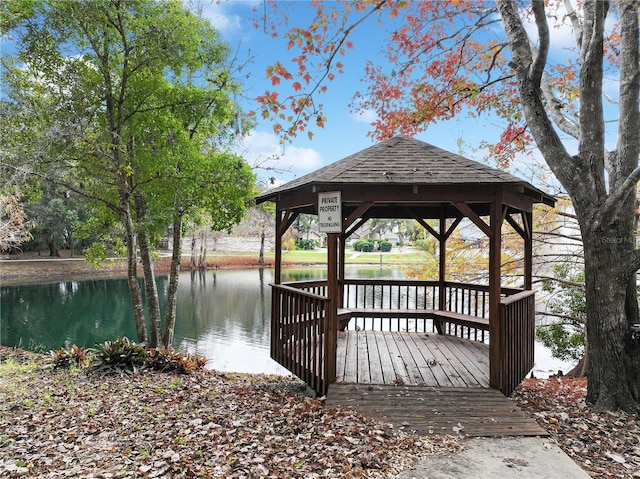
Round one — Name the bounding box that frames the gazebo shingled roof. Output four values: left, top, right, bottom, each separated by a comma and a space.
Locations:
257, 135, 554, 210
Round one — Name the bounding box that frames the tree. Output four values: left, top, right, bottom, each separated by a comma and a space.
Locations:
256, 1, 639, 411
0, 195, 32, 252
23, 184, 87, 257
1, 0, 255, 348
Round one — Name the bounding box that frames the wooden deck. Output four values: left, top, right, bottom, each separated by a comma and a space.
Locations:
325, 383, 547, 437
329, 331, 546, 437
335, 330, 490, 388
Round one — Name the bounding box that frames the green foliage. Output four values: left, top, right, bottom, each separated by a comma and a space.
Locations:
296, 238, 318, 250
46, 338, 208, 376
352, 239, 373, 252
2, 0, 255, 346
379, 241, 392, 252
414, 238, 437, 253
536, 263, 586, 362
83, 242, 107, 266
536, 323, 585, 362
352, 239, 392, 252
90, 337, 148, 376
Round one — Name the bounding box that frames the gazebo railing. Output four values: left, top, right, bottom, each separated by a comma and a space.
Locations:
273, 279, 535, 395
499, 289, 536, 396
271, 283, 332, 395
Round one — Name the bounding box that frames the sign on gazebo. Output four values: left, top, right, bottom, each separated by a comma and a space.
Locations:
318, 191, 342, 233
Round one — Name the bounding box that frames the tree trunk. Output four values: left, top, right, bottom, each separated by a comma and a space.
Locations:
190, 233, 196, 270
163, 212, 183, 348
122, 209, 148, 344
137, 229, 162, 348
134, 194, 162, 348
566, 353, 588, 378
259, 228, 265, 265
48, 239, 60, 257
581, 217, 640, 412
198, 228, 207, 269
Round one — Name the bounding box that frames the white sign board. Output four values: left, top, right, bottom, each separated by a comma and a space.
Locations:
318, 191, 342, 233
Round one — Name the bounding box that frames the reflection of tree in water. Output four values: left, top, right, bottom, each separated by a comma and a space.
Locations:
1, 278, 139, 350
2, 267, 409, 368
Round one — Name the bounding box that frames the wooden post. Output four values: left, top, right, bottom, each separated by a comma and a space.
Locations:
274, 210, 283, 284
326, 233, 338, 383
523, 211, 533, 290
338, 233, 346, 308
489, 197, 504, 390
438, 210, 447, 312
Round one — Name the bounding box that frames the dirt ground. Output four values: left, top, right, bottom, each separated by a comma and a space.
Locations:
0, 250, 280, 285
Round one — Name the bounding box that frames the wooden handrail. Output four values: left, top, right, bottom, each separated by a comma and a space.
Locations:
271, 283, 328, 301
499, 289, 536, 306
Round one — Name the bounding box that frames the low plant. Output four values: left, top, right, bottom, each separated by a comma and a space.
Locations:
90, 337, 147, 375
47, 344, 90, 369
45, 338, 208, 376
146, 347, 208, 374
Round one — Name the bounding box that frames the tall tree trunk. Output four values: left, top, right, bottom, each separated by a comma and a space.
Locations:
48, 238, 60, 257
163, 211, 183, 348
581, 227, 640, 411
137, 228, 162, 348
198, 228, 207, 269
498, 0, 640, 411
133, 192, 162, 348
122, 208, 148, 344
259, 228, 265, 265
190, 233, 197, 270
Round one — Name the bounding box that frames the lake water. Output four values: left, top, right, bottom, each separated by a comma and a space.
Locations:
0, 266, 571, 377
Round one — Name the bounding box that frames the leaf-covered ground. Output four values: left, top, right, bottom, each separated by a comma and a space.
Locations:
514, 378, 640, 478
3, 347, 639, 479
0, 348, 460, 479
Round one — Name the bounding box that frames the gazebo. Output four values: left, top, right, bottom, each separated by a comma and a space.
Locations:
257, 135, 555, 396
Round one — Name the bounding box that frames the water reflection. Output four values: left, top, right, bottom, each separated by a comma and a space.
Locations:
1, 266, 569, 377
0, 266, 400, 376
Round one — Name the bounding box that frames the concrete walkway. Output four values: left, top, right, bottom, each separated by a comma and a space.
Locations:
400, 437, 590, 479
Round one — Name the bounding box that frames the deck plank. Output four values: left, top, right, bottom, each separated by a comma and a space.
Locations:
402, 333, 450, 387
399, 333, 441, 386
356, 331, 370, 383
344, 330, 358, 383
380, 332, 412, 385
367, 332, 385, 384
429, 335, 485, 388
326, 383, 547, 437
417, 334, 469, 388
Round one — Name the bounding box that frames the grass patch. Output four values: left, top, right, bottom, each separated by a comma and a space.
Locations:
206, 249, 424, 266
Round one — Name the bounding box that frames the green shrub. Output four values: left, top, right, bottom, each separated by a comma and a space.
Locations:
379, 240, 392, 252
353, 239, 392, 252
296, 239, 318, 250
90, 337, 148, 375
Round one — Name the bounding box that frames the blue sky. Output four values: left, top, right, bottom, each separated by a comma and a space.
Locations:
199, 1, 518, 186
199, 1, 624, 196
1, 1, 620, 194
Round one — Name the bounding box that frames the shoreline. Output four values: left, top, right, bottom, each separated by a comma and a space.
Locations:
0, 253, 287, 285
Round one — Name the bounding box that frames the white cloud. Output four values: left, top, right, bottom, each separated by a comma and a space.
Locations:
521, 5, 578, 57
185, 0, 252, 36
235, 130, 325, 178
350, 108, 377, 124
